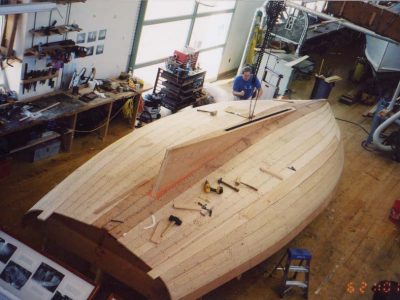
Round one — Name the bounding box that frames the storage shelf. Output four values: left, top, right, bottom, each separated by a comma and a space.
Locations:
30, 25, 82, 37
21, 72, 59, 84
9, 132, 61, 154
154, 67, 206, 112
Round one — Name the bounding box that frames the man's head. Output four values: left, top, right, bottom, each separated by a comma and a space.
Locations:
241, 66, 252, 81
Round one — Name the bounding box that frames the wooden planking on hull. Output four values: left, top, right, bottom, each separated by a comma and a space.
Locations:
134, 106, 335, 268
26, 100, 343, 300
118, 104, 332, 260
167, 140, 343, 299
147, 120, 340, 281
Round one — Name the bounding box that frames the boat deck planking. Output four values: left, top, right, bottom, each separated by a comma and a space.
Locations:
27, 100, 343, 299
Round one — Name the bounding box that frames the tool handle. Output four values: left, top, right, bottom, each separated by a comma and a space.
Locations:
161, 222, 174, 237
242, 182, 258, 191
220, 181, 239, 192
173, 203, 202, 211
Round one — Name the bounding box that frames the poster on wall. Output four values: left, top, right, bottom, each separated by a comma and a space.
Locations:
98, 29, 106, 41
96, 45, 104, 55
0, 238, 17, 264
0, 261, 31, 290
32, 263, 65, 293
51, 290, 73, 300
76, 33, 86, 44
86, 46, 94, 56
0, 230, 97, 300
87, 31, 97, 43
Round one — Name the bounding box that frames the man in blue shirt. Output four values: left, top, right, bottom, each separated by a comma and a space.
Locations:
232, 66, 263, 100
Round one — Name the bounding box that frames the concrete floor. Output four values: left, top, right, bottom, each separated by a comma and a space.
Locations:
1, 42, 400, 299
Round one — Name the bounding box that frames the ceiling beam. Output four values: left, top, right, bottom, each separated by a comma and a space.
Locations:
286, 1, 399, 45
326, 1, 400, 44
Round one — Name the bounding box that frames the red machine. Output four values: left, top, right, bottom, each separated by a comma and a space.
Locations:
174, 49, 199, 70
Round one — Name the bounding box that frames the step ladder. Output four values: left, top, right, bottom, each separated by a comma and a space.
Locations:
272, 248, 311, 299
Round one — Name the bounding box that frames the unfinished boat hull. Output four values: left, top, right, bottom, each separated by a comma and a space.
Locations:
26, 100, 343, 299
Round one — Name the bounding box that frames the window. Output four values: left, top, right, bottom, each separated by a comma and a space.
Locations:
190, 13, 233, 50
196, 47, 224, 80
132, 0, 236, 83
144, 0, 195, 21
134, 63, 164, 86
136, 20, 191, 64
197, 0, 236, 13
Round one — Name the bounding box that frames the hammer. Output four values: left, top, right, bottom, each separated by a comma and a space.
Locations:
161, 215, 182, 237
197, 109, 218, 116
218, 178, 239, 192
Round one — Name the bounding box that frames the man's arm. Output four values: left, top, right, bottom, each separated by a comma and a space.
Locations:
233, 90, 245, 97
232, 77, 245, 97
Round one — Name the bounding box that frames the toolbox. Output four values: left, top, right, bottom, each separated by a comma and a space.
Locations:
31, 139, 61, 162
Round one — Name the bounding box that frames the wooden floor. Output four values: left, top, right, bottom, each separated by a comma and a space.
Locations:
1, 53, 400, 299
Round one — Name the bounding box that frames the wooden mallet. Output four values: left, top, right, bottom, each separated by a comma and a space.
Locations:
161, 215, 182, 237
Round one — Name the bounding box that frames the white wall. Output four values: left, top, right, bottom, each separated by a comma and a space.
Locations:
66, 0, 140, 79
219, 0, 264, 74
17, 0, 140, 100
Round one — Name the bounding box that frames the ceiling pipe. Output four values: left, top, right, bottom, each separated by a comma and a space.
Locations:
285, 0, 400, 45
0, 3, 57, 15
237, 4, 265, 76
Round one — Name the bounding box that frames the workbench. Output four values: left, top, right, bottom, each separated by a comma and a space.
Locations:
0, 83, 150, 156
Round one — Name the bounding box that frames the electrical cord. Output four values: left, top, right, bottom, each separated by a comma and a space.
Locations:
334, 116, 378, 152
73, 103, 126, 133
335, 117, 369, 134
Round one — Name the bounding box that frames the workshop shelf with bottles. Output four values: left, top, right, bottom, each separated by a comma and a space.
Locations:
153, 67, 207, 112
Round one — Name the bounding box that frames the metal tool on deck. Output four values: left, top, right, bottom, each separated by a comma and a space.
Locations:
197, 109, 217, 116
203, 180, 223, 194
161, 215, 182, 237
197, 202, 212, 217
234, 177, 258, 191
218, 177, 239, 192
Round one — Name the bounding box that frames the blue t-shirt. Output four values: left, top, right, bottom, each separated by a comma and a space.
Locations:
233, 75, 261, 100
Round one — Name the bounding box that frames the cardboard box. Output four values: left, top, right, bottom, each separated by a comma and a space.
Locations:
31, 140, 61, 162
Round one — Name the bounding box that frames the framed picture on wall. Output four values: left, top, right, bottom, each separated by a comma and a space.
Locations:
98, 29, 106, 41
0, 238, 17, 264
76, 33, 86, 44
96, 45, 104, 55
0, 260, 32, 290
86, 46, 94, 56
32, 262, 64, 293
87, 31, 97, 43
52, 290, 73, 300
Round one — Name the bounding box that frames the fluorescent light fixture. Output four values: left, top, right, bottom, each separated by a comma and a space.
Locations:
0, 3, 57, 15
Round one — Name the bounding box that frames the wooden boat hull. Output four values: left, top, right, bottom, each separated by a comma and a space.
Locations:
26, 100, 343, 299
